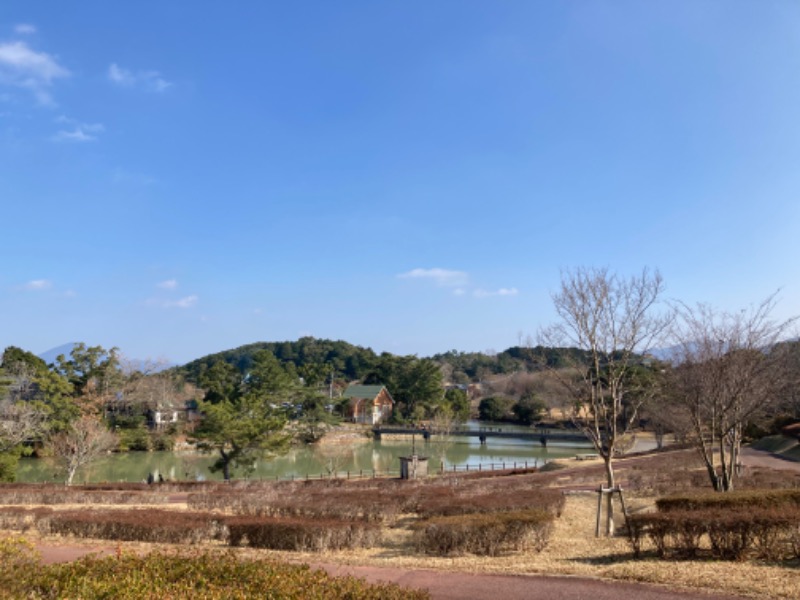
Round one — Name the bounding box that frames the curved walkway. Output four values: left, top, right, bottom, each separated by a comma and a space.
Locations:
313, 562, 746, 600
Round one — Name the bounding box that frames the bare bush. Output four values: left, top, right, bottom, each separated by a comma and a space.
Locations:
226, 516, 380, 551
413, 509, 554, 556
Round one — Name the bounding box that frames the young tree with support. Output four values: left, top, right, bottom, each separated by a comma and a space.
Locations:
540, 267, 671, 536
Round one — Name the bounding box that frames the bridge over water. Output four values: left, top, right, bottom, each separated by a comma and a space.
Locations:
372, 425, 589, 446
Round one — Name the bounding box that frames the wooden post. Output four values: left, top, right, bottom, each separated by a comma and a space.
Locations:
616, 486, 632, 539
595, 486, 604, 537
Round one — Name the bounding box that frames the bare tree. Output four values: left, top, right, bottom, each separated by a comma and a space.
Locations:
314, 442, 352, 477
50, 415, 117, 485
0, 400, 46, 453
540, 267, 671, 535
668, 295, 796, 492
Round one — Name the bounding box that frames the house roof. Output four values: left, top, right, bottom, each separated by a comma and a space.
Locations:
342, 384, 392, 401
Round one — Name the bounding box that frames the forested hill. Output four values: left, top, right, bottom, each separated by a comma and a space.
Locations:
178, 337, 381, 384
177, 336, 594, 385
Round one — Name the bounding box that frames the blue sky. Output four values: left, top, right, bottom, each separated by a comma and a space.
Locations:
1, 2, 799, 364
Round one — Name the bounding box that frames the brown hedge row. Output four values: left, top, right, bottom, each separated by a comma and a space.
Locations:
45, 509, 226, 544
0, 487, 172, 506
655, 489, 800, 513
226, 516, 381, 551
413, 488, 564, 519
188, 477, 564, 524
412, 509, 554, 556
0, 507, 54, 533
628, 506, 800, 561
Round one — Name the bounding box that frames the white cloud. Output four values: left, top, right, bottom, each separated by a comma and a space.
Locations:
452, 288, 466, 296
164, 295, 198, 309
108, 62, 172, 92
473, 287, 519, 298
20, 279, 52, 291
52, 116, 103, 142
157, 279, 178, 290
0, 41, 69, 105
52, 128, 98, 142
14, 24, 37, 35
398, 268, 469, 288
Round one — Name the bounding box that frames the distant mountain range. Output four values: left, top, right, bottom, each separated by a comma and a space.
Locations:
37, 343, 175, 372
37, 342, 80, 366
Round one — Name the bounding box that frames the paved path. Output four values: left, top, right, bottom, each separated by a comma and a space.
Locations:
740, 447, 800, 472
313, 562, 746, 600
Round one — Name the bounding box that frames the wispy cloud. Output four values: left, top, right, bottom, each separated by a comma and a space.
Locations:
398, 268, 469, 288
157, 279, 178, 290
111, 168, 156, 186
0, 40, 69, 105
52, 115, 104, 142
19, 279, 52, 291
14, 24, 37, 35
164, 295, 198, 309
473, 287, 519, 298
108, 63, 172, 92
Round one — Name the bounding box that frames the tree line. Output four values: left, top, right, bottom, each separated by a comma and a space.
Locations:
2, 268, 799, 493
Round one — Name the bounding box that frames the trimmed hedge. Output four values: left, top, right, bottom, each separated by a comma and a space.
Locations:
413, 488, 564, 519
46, 509, 226, 544
0, 507, 53, 533
226, 516, 381, 551
655, 489, 800, 513
188, 478, 564, 525
412, 509, 554, 556
628, 506, 800, 561
0, 487, 172, 506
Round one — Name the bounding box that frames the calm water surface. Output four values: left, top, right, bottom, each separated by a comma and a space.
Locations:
17, 423, 592, 483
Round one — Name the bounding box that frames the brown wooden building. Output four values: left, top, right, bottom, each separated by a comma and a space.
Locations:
343, 384, 394, 425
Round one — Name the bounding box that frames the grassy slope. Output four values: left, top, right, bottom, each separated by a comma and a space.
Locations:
752, 435, 800, 461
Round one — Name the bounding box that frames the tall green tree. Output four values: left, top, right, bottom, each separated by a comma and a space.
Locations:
443, 388, 470, 422
364, 354, 443, 421
193, 351, 293, 480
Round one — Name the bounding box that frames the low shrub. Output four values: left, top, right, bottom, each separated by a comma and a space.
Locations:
0, 507, 53, 533
46, 509, 225, 544
0, 486, 172, 505
655, 489, 800, 513
413, 488, 565, 519
0, 543, 429, 600
412, 509, 554, 556
627, 506, 800, 561
226, 516, 381, 551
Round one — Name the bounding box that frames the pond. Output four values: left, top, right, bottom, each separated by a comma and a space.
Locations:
16, 423, 594, 484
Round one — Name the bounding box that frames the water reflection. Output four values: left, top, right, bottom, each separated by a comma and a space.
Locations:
17, 435, 591, 484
